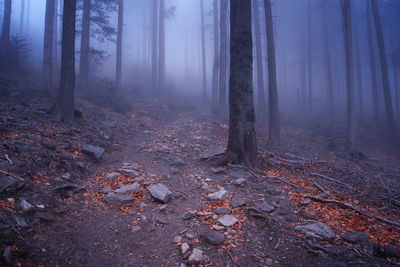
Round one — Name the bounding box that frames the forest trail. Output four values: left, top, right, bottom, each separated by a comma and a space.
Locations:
1, 93, 400, 266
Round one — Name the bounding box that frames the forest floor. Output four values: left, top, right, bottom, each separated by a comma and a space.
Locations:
1, 82, 400, 266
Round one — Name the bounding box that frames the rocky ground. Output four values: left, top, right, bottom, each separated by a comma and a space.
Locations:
1, 86, 400, 266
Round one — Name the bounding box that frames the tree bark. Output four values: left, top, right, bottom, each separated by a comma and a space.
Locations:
200, 0, 207, 98
52, 0, 77, 124
116, 0, 124, 89
252, 0, 266, 121
152, 0, 159, 92
43, 0, 55, 85
79, 0, 91, 90
322, 4, 334, 116
264, 0, 280, 145
353, 10, 364, 116
371, 0, 397, 142
222, 0, 258, 168
218, 0, 228, 116
53, 0, 59, 80
211, 0, 219, 114
307, 0, 313, 113
158, 0, 165, 91
342, 0, 356, 150
20, 0, 25, 35
0, 0, 12, 68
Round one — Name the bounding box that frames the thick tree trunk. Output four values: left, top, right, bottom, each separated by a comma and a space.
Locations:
342, 0, 356, 150
52, 0, 77, 124
371, 0, 397, 142
211, 0, 219, 114
322, 4, 334, 116
366, 0, 379, 120
218, 0, 228, 116
152, 0, 159, 92
79, 0, 91, 90
307, 0, 313, 113
116, 0, 124, 89
20, 0, 25, 35
264, 0, 280, 145
43, 0, 55, 85
200, 0, 207, 98
53, 0, 59, 80
353, 10, 364, 116
222, 0, 258, 168
0, 0, 12, 68
158, 0, 165, 91
252, 0, 266, 121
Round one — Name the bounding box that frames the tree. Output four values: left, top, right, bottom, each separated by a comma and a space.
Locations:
43, 0, 55, 85
116, 0, 124, 89
353, 8, 364, 116
307, 0, 313, 112
264, 0, 280, 145
152, 0, 159, 92
20, 0, 25, 35
52, 0, 77, 124
221, 0, 258, 168
79, 0, 91, 90
200, 0, 207, 98
218, 0, 228, 116
252, 0, 266, 120
341, 0, 356, 149
371, 0, 397, 142
322, 2, 334, 116
211, 0, 219, 114
158, 0, 165, 91
0, 0, 12, 68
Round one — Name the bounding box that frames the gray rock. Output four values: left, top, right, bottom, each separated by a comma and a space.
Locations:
230, 198, 247, 207
2, 246, 11, 264
286, 214, 298, 223
199, 146, 225, 160
0, 176, 16, 193
179, 263, 187, 267
212, 167, 225, 174
258, 202, 275, 212
200, 230, 225, 245
54, 183, 79, 196
265, 258, 273, 266
218, 215, 239, 227
188, 248, 203, 264
231, 169, 252, 180
147, 184, 173, 203
115, 184, 141, 194
233, 178, 246, 186
181, 211, 196, 220
82, 144, 104, 161
198, 182, 209, 190
62, 173, 72, 180
131, 225, 142, 232
278, 200, 292, 215
181, 242, 190, 254
173, 236, 182, 243
106, 172, 120, 180
213, 206, 231, 215
296, 222, 335, 240
170, 156, 186, 167
341, 232, 372, 248
212, 225, 225, 231
15, 216, 29, 227
104, 193, 134, 207
35, 211, 54, 222
101, 187, 112, 194
212, 214, 218, 220
20, 199, 34, 212
227, 228, 236, 235
103, 121, 117, 128
207, 188, 227, 201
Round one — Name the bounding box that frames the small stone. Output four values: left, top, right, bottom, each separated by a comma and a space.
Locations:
2, 246, 11, 264
265, 258, 273, 266
213, 206, 231, 215
258, 202, 275, 212
200, 230, 225, 245
231, 169, 252, 180
104, 193, 134, 207
170, 156, 186, 167
173, 236, 182, 243
212, 167, 225, 174
101, 187, 111, 194
106, 172, 120, 180
218, 215, 238, 227
35, 211, 54, 222
131, 225, 142, 232
278, 200, 292, 215
207, 188, 227, 201
186, 233, 195, 239
199, 146, 225, 160
212, 225, 225, 231
295, 222, 335, 240
180, 263, 187, 267
147, 184, 173, 203
82, 144, 104, 161
341, 232, 372, 248
15, 216, 29, 227
286, 214, 298, 223
0, 176, 16, 193
300, 199, 311, 206
227, 228, 236, 235
188, 248, 203, 264
181, 242, 190, 254
230, 198, 247, 207
62, 173, 72, 180
227, 235, 232, 239
212, 214, 218, 220
181, 211, 196, 220
198, 182, 209, 190
115, 184, 141, 194
20, 199, 34, 212
233, 178, 246, 186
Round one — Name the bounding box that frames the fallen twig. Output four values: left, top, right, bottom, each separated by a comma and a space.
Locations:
5, 155, 13, 164
0, 169, 25, 181
313, 182, 326, 193
310, 173, 352, 189
304, 195, 400, 227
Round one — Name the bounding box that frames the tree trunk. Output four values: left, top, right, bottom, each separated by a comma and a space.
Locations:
79, 0, 91, 90
371, 0, 397, 142
158, 0, 165, 91
252, 0, 266, 121
200, 0, 207, 98
353, 10, 364, 116
52, 0, 77, 124
0, 0, 12, 68
211, 0, 219, 114
152, 0, 159, 92
116, 0, 124, 89
53, 0, 59, 80
218, 0, 228, 116
342, 0, 356, 150
264, 0, 280, 145
43, 0, 55, 85
307, 0, 313, 113
27, 0, 30, 33
322, 4, 334, 116
20, 0, 25, 35
222, 0, 258, 168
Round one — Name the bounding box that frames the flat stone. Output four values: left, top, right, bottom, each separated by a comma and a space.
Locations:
148, 184, 173, 203
188, 248, 203, 264
278, 200, 292, 215
2, 246, 11, 264
103, 121, 117, 128
231, 169, 252, 180
173, 236, 182, 243
213, 206, 231, 215
233, 178, 246, 186
115, 184, 141, 194
20, 199, 34, 212
131, 225, 142, 232
230, 198, 247, 207
207, 188, 227, 201
296, 222, 335, 240
82, 144, 104, 161
169, 156, 186, 167
106, 172, 120, 180
101, 187, 112, 194
104, 193, 134, 207
212, 225, 225, 231
341, 232, 372, 248
180, 263, 187, 267
198, 182, 209, 190
199, 146, 225, 160
181, 211, 196, 220
218, 215, 238, 227
265, 258, 273, 266
0, 176, 16, 193
35, 211, 54, 222
258, 202, 275, 212
15, 216, 29, 227
181, 242, 190, 254
200, 230, 225, 245
212, 167, 225, 174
